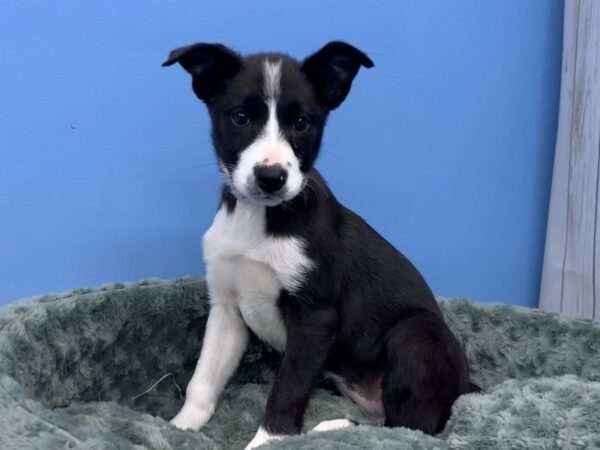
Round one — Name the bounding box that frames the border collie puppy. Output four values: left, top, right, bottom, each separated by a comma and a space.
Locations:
163, 41, 474, 449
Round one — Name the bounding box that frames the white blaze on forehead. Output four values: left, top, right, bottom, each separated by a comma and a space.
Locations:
263, 59, 282, 101
229, 58, 305, 205
262, 59, 283, 146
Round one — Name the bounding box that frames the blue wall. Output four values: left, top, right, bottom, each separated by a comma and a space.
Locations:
0, 1, 563, 306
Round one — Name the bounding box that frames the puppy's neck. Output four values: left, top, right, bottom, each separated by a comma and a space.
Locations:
219, 181, 319, 236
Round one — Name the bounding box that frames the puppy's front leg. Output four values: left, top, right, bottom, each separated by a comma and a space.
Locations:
171, 304, 249, 431
245, 305, 337, 449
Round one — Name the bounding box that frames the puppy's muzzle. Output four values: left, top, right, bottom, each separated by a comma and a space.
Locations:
254, 164, 288, 194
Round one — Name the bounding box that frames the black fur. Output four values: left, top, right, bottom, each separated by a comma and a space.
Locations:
165, 41, 473, 436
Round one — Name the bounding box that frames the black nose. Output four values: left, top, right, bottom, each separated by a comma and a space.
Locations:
254, 164, 288, 193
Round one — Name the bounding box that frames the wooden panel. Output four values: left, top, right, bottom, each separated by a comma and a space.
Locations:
540, 0, 600, 320
540, 0, 579, 315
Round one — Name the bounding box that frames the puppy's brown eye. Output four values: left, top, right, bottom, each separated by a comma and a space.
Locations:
231, 111, 250, 127
294, 115, 311, 132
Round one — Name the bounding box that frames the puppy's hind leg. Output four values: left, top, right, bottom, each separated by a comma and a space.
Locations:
381, 311, 469, 435
310, 419, 355, 433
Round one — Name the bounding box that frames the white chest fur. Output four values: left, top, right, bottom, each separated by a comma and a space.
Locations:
202, 201, 313, 352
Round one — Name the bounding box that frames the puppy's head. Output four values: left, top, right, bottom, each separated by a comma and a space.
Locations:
163, 42, 373, 206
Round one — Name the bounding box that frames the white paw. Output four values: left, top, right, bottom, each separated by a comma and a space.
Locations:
244, 426, 283, 450
310, 418, 354, 433
170, 402, 215, 431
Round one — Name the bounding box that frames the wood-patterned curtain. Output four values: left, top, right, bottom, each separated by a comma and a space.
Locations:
540, 0, 600, 320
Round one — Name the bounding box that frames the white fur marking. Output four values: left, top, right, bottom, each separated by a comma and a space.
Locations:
230, 59, 304, 205
264, 59, 282, 100
245, 426, 283, 450
172, 199, 313, 428
170, 402, 215, 431
311, 419, 354, 433
170, 305, 249, 430
203, 203, 313, 352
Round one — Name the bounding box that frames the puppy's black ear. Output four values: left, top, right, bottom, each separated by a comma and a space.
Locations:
162, 43, 242, 103
302, 41, 374, 110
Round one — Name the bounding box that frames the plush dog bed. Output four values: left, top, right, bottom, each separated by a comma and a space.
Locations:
1, 277, 599, 449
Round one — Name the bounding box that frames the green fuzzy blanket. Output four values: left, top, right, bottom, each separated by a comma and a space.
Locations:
1, 278, 599, 450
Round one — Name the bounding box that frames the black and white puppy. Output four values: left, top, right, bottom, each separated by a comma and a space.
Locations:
163, 41, 474, 449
